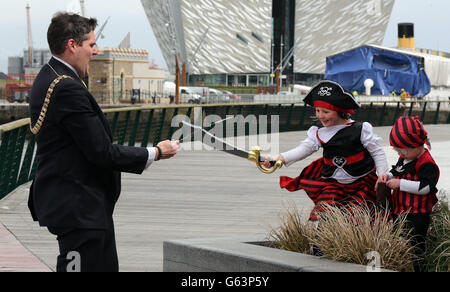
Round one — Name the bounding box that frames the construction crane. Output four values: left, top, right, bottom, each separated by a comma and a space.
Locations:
26, 4, 33, 67
79, 0, 86, 17
274, 38, 300, 93
95, 16, 110, 42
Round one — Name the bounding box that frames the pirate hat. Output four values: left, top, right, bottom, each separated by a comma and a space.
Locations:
303, 80, 360, 114
390, 116, 429, 149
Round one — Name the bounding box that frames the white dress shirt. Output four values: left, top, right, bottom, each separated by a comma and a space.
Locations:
52, 56, 79, 77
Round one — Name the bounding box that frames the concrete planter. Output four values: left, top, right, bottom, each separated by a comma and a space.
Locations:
163, 237, 392, 272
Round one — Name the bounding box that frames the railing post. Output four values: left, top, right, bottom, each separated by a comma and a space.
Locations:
209, 106, 216, 117
141, 109, 154, 148
8, 127, 27, 193
0, 131, 11, 199
353, 107, 360, 121
184, 107, 193, 141
186, 106, 193, 123
128, 110, 142, 147
299, 103, 307, 131
420, 102, 427, 122
235, 106, 244, 137
17, 134, 36, 185
224, 106, 231, 139
153, 108, 167, 146
366, 102, 374, 124
3, 129, 18, 195
118, 111, 131, 145
408, 102, 414, 116
29, 152, 38, 181
433, 102, 441, 124
238, 105, 244, 116
285, 104, 294, 132
167, 108, 179, 140
393, 102, 401, 124
110, 112, 120, 141
243, 105, 255, 136
264, 104, 269, 117
378, 102, 387, 126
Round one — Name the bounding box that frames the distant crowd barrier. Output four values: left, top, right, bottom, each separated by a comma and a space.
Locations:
1, 100, 449, 200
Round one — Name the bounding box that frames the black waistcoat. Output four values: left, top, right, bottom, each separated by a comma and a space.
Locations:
320, 122, 375, 178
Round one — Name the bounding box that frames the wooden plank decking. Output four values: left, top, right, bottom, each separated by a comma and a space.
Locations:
1, 125, 449, 272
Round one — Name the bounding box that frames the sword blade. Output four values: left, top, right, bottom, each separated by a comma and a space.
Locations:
180, 120, 274, 164
179, 116, 233, 145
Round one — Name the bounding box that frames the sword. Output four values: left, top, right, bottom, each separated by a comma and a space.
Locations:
179, 116, 233, 143
179, 120, 283, 174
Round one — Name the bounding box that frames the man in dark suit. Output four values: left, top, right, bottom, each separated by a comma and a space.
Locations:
28, 12, 178, 272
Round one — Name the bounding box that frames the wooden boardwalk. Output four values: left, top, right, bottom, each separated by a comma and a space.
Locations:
1, 125, 449, 272
0, 222, 51, 272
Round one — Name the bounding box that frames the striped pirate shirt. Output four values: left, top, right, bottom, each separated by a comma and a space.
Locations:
390, 149, 439, 214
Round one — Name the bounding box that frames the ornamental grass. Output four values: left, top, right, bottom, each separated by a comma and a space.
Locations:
266, 202, 315, 255
268, 201, 416, 272
423, 190, 450, 272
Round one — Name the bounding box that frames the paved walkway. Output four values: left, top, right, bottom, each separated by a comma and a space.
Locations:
0, 125, 449, 272
0, 222, 51, 272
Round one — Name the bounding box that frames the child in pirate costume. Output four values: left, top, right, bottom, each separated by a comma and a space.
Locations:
377, 116, 440, 272
263, 80, 389, 221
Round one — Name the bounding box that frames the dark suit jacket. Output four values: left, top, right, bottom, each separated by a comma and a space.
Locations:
28, 57, 148, 229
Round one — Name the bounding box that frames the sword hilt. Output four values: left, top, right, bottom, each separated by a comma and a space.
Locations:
248, 146, 283, 174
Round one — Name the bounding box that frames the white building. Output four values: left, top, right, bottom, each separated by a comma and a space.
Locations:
140, 0, 395, 86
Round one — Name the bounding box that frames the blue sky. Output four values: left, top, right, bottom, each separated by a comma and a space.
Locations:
0, 0, 449, 73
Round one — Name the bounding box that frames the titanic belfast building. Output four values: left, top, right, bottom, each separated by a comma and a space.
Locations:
141, 0, 395, 86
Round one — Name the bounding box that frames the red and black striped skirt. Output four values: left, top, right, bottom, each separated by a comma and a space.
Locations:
280, 158, 378, 221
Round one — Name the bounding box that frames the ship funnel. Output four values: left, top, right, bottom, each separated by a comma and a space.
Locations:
398, 23, 414, 49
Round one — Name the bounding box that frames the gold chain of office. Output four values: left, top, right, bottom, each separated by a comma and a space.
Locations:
30, 75, 73, 135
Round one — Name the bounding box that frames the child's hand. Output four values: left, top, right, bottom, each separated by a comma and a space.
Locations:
261, 154, 284, 168
375, 174, 388, 191
386, 179, 400, 190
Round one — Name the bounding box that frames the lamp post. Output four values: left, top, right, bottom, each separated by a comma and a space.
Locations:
164, 0, 181, 104
175, 53, 180, 104
112, 58, 115, 104
270, 42, 275, 86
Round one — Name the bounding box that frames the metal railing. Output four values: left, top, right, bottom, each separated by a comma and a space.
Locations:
1, 100, 449, 200
0, 118, 35, 199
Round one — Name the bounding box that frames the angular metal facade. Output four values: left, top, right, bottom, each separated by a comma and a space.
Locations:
140, 0, 182, 75
141, 0, 272, 75
141, 0, 394, 75
294, 0, 395, 73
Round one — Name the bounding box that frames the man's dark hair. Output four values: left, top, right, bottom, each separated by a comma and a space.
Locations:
47, 12, 98, 55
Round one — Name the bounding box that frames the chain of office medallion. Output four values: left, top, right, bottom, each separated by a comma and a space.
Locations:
30, 75, 73, 135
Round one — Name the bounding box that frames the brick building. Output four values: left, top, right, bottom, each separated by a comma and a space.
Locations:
89, 47, 169, 104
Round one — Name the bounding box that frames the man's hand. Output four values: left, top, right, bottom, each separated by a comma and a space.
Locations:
155, 140, 179, 160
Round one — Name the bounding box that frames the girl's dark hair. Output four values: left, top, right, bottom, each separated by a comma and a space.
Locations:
338, 112, 352, 120
47, 12, 98, 55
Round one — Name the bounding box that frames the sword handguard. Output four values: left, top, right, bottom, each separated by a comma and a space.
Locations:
248, 146, 283, 174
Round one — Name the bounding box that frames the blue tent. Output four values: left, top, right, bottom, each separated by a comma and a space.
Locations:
324, 45, 431, 97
